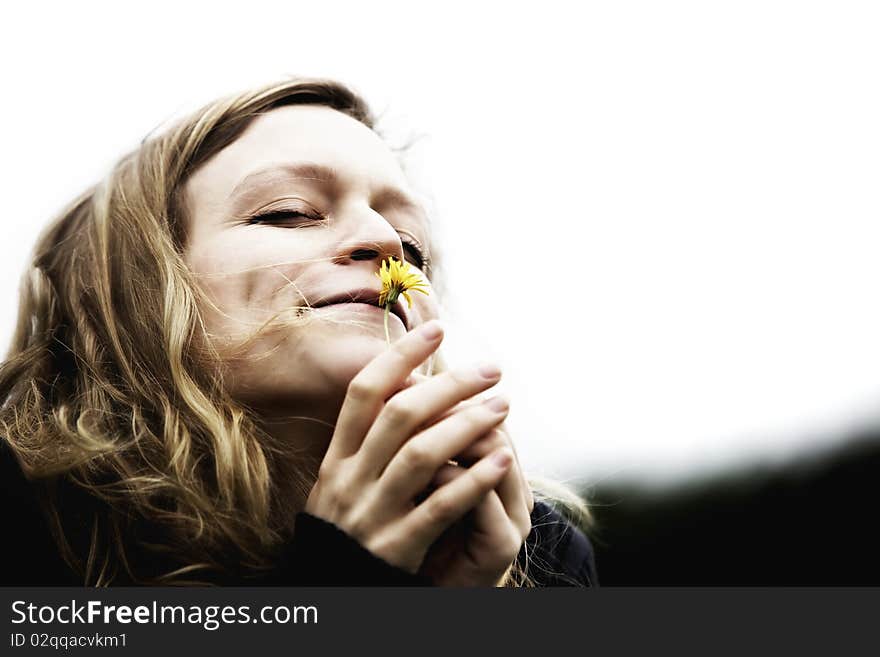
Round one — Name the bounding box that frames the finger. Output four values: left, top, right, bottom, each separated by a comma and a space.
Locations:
412, 461, 458, 507
453, 430, 531, 537
455, 424, 534, 516
396, 380, 493, 437
493, 424, 534, 514
357, 362, 503, 475
404, 447, 514, 548
428, 462, 462, 488
410, 375, 533, 514
424, 467, 522, 578
469, 490, 524, 572
403, 385, 477, 427
327, 320, 444, 461
411, 397, 535, 517
380, 396, 510, 502
497, 424, 535, 515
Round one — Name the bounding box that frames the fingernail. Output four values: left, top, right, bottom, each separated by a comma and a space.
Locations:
419, 320, 442, 340
492, 449, 512, 468
476, 362, 501, 379
484, 396, 509, 413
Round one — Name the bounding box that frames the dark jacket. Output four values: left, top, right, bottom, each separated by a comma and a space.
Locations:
1, 440, 597, 586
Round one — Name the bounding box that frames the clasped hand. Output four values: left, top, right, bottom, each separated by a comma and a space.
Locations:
304, 320, 534, 587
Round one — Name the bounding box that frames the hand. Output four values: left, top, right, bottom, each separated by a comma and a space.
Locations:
413, 396, 534, 587
404, 376, 534, 516
304, 320, 515, 576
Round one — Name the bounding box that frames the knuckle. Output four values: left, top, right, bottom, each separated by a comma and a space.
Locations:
401, 441, 434, 470
475, 461, 504, 486
382, 397, 414, 425
328, 488, 350, 511
461, 430, 505, 460
446, 367, 472, 387
346, 377, 375, 402
481, 429, 507, 450
326, 475, 355, 510
366, 531, 417, 572
453, 408, 488, 434
468, 403, 500, 424
317, 455, 342, 480
364, 532, 396, 558
425, 492, 458, 525
343, 511, 369, 542
316, 460, 336, 483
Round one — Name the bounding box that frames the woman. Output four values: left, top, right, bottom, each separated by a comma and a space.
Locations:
0, 77, 598, 587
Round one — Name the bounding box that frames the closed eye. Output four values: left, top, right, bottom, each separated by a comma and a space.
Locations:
402, 241, 426, 269
248, 209, 321, 225
247, 210, 430, 272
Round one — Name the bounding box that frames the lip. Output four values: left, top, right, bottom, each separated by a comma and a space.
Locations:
311, 287, 409, 330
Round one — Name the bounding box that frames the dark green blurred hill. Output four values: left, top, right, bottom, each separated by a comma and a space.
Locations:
586, 432, 880, 584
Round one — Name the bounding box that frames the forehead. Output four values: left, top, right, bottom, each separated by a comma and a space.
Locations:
184, 105, 417, 212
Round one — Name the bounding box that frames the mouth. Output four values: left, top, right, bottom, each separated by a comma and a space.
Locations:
311, 288, 409, 330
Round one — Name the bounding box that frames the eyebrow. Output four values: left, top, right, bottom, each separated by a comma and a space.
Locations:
227, 161, 427, 216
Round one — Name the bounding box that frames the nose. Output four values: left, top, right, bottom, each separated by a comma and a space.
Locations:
334, 206, 405, 267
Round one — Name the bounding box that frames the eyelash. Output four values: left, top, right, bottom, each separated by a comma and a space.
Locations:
248, 210, 429, 271
249, 209, 319, 225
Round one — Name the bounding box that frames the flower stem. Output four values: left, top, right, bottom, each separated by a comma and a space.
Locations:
383, 304, 391, 344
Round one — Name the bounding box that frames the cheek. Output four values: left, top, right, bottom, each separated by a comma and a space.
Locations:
187, 245, 314, 344
224, 324, 388, 411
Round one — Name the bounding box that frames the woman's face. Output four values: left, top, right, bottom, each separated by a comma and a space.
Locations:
182, 105, 439, 422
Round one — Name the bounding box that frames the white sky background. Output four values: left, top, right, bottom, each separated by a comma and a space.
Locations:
2, 1, 880, 489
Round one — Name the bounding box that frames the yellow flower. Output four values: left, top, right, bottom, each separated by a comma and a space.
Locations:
376, 256, 429, 342
376, 257, 429, 308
